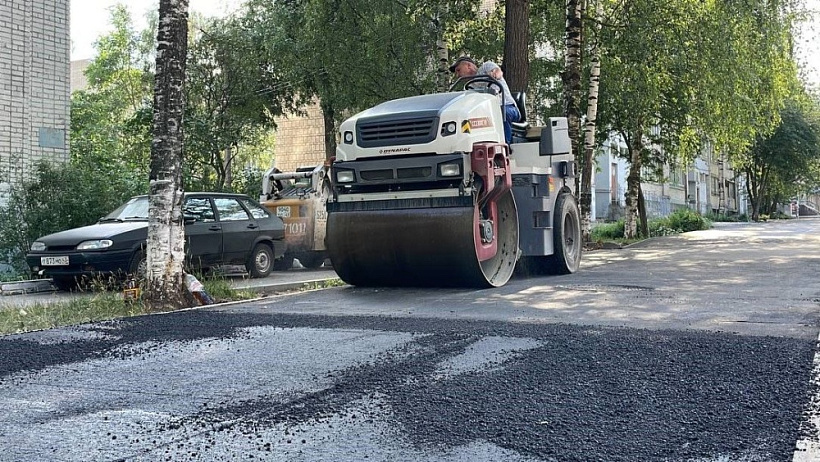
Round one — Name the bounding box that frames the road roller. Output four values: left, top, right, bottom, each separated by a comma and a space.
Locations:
326, 76, 582, 288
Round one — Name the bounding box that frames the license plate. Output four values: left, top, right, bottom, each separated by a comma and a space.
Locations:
41, 256, 69, 266
276, 206, 291, 218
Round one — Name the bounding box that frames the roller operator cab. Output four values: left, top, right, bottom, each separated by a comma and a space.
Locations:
326, 76, 582, 288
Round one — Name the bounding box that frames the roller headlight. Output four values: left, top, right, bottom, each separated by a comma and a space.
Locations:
30, 241, 46, 251
440, 163, 461, 177
343, 131, 354, 144
441, 121, 458, 137
336, 170, 355, 183
76, 239, 113, 250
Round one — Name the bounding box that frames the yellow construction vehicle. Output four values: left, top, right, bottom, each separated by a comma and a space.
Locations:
260, 164, 330, 270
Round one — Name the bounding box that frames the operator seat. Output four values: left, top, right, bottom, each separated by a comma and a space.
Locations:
510, 91, 529, 142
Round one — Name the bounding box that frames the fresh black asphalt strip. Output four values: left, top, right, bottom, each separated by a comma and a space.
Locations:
0, 309, 815, 461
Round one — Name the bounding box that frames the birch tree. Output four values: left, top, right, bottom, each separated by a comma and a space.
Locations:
594, 0, 799, 237
144, 0, 190, 310
562, 0, 583, 165
579, 0, 602, 242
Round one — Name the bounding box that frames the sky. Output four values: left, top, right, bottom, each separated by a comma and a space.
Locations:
70, 0, 242, 61
71, 0, 818, 86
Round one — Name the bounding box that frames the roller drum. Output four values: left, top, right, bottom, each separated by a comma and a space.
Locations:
327, 191, 519, 288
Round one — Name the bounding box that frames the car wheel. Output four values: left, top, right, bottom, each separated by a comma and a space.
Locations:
129, 250, 147, 281
52, 277, 77, 292
246, 243, 274, 278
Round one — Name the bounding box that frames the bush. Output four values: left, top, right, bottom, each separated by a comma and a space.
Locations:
648, 220, 679, 237
662, 208, 711, 233
590, 220, 625, 240
591, 209, 711, 242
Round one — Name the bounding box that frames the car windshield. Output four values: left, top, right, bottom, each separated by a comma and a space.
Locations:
102, 196, 149, 221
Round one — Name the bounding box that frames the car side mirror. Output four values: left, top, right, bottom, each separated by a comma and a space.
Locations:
183, 214, 197, 225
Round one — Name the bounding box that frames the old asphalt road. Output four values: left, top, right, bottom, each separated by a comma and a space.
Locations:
1, 219, 820, 461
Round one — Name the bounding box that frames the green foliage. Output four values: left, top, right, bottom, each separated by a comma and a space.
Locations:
238, 0, 456, 155
184, 14, 283, 190
0, 162, 145, 273
589, 0, 805, 237
0, 292, 144, 336
231, 166, 266, 198
72, 4, 155, 178
201, 276, 257, 302
741, 99, 820, 219
661, 208, 711, 233
591, 208, 711, 242
590, 220, 625, 240
704, 212, 748, 223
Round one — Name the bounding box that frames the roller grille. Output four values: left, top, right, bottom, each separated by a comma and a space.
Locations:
356, 117, 439, 148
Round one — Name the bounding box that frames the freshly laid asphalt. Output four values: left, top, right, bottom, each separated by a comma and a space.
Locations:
1, 219, 819, 461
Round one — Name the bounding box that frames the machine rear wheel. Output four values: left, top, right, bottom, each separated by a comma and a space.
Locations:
516, 192, 581, 276
297, 252, 326, 269
545, 193, 582, 274
273, 255, 294, 271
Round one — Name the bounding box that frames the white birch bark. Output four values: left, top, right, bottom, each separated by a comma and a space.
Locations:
581, 0, 602, 241
563, 0, 583, 188
145, 0, 190, 310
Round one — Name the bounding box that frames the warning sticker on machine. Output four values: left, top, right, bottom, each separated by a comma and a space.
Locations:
468, 117, 493, 129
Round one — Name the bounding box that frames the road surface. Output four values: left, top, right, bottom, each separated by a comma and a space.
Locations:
1, 219, 819, 461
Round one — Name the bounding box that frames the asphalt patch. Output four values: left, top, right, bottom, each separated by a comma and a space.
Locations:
0, 311, 816, 461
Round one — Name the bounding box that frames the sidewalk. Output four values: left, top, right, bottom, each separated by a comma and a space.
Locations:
225, 267, 340, 293
0, 267, 341, 309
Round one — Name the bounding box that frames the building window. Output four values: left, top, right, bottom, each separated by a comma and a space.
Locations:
610, 163, 618, 203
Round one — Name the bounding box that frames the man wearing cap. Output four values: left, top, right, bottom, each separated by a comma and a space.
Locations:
449, 56, 520, 144
449, 56, 479, 78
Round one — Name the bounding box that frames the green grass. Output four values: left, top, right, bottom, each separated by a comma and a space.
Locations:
0, 292, 152, 335
201, 277, 259, 302
589, 209, 712, 247
0, 274, 348, 336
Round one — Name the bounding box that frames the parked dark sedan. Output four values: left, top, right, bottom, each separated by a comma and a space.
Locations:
26, 192, 285, 291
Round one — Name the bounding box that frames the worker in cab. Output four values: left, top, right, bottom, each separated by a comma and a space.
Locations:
449, 56, 521, 144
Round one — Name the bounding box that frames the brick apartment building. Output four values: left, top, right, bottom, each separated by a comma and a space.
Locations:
0, 0, 70, 189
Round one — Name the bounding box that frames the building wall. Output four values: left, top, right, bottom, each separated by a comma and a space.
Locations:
592, 136, 747, 222
70, 58, 89, 92
272, 102, 326, 173
593, 138, 629, 222
0, 0, 70, 187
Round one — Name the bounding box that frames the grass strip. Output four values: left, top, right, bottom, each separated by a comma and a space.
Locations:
0, 278, 262, 336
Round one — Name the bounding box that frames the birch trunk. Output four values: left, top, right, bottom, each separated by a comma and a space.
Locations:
435, 18, 449, 93
624, 129, 643, 239
580, 0, 602, 242
145, 0, 190, 310
563, 0, 583, 173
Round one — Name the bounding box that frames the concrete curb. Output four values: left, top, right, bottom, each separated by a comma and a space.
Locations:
0, 279, 55, 295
